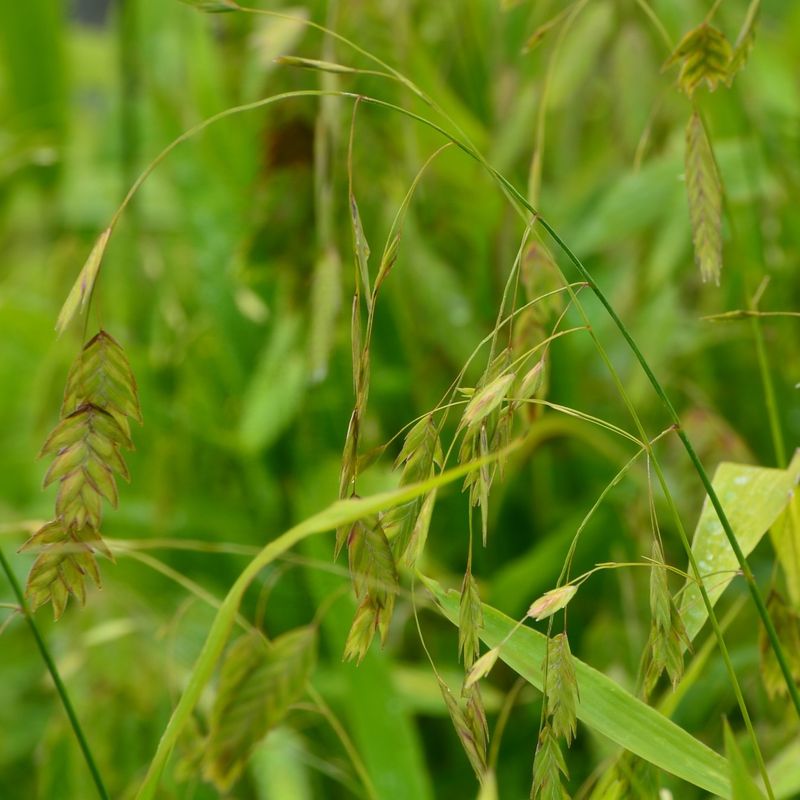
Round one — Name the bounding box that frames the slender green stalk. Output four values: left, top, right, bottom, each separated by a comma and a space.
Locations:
750, 312, 786, 468
729, 83, 788, 469
306, 685, 379, 800
0, 548, 109, 800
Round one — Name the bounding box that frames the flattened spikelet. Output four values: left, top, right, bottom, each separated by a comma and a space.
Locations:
685, 112, 723, 284
545, 634, 579, 745
531, 724, 568, 800
21, 521, 106, 620
438, 677, 487, 779
343, 516, 399, 661
203, 627, 317, 791
664, 23, 732, 96
459, 570, 483, 668
22, 330, 141, 618
384, 415, 442, 565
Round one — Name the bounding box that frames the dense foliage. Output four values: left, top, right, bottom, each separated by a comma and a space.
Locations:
1, 1, 798, 798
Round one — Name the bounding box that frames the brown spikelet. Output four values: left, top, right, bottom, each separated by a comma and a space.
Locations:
438, 676, 487, 779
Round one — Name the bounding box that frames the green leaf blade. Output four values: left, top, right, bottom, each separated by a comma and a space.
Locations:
680, 454, 800, 642
424, 575, 731, 797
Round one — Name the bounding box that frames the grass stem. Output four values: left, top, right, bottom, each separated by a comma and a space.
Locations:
0, 548, 109, 800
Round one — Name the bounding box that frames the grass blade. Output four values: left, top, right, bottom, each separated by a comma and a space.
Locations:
680, 452, 800, 642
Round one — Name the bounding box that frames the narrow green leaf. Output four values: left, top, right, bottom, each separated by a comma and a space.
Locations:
178, 0, 240, 12
307, 247, 342, 383
723, 720, 767, 799
423, 575, 731, 797
55, 228, 111, 336
680, 453, 800, 642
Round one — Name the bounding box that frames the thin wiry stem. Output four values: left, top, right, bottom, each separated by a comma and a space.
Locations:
0, 548, 109, 800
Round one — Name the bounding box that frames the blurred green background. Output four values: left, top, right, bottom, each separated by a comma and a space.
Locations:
0, 0, 798, 797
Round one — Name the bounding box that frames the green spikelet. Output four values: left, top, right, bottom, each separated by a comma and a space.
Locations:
664, 23, 733, 97
685, 112, 723, 285
203, 627, 317, 791
343, 516, 399, 662
21, 330, 141, 618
